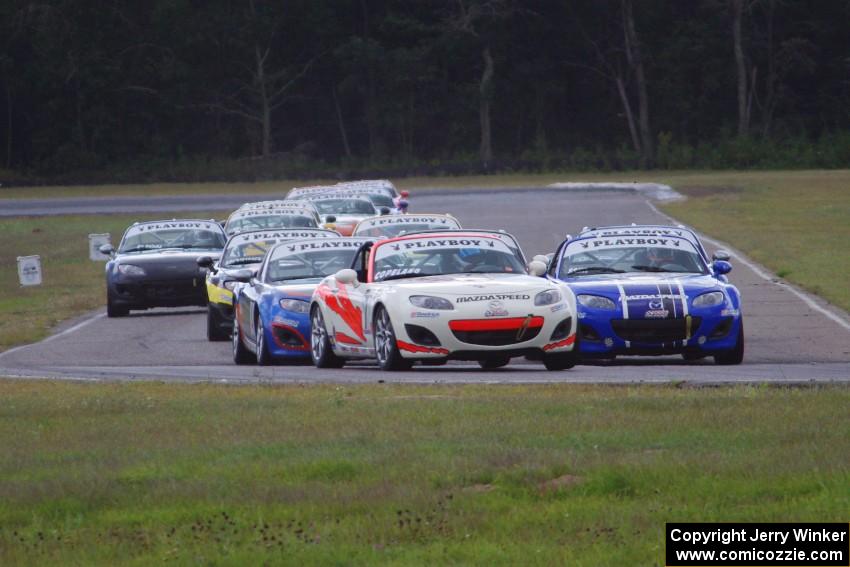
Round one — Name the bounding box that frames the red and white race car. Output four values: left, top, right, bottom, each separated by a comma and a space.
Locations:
308, 231, 578, 371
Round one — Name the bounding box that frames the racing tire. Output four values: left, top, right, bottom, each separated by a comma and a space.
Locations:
681, 351, 705, 362
310, 306, 345, 369
478, 356, 510, 370
232, 317, 253, 365
206, 307, 228, 341
714, 323, 744, 365
106, 294, 129, 318
374, 306, 413, 371
255, 314, 273, 366
543, 338, 579, 371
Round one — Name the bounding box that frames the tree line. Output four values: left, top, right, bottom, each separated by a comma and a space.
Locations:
1, 0, 848, 183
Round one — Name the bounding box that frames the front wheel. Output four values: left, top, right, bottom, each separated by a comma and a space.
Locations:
543, 339, 579, 370
232, 316, 253, 365
311, 306, 344, 368
106, 292, 128, 318
255, 314, 273, 366
714, 323, 744, 365
374, 306, 413, 371
207, 307, 228, 341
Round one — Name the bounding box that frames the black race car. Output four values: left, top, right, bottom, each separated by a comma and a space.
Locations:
101, 219, 226, 317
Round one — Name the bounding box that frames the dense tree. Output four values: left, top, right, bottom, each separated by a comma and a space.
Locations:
1, 0, 848, 181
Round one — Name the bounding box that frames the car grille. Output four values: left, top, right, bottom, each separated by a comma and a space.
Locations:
611, 317, 702, 343
449, 317, 543, 346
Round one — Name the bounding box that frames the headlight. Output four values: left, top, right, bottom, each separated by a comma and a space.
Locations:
693, 291, 725, 307
577, 294, 617, 310
409, 295, 454, 310
117, 264, 146, 276
534, 289, 562, 306
223, 281, 240, 292
279, 298, 310, 313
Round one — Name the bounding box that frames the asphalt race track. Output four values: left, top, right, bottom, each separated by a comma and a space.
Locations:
2, 187, 849, 384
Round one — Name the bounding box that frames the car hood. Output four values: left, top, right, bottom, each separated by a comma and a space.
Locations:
268, 282, 318, 300
116, 250, 221, 277
381, 273, 559, 297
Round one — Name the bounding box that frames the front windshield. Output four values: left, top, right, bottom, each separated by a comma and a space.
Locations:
266, 248, 359, 282
119, 226, 225, 253
358, 224, 448, 238
221, 240, 277, 267
226, 214, 316, 235
372, 236, 525, 282
366, 194, 394, 208
559, 236, 707, 278
311, 199, 375, 215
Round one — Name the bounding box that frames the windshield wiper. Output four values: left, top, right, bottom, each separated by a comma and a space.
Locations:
119, 246, 160, 254
630, 265, 683, 273
224, 259, 261, 266
270, 275, 324, 282
378, 273, 427, 282
566, 267, 625, 275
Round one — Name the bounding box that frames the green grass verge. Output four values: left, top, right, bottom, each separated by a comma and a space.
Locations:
0, 211, 219, 352
0, 380, 847, 565
655, 170, 850, 312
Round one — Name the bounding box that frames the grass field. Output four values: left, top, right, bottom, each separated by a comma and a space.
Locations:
0, 380, 847, 565
0, 211, 219, 352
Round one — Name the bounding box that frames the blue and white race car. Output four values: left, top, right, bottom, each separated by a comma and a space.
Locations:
231, 237, 374, 364
548, 226, 743, 364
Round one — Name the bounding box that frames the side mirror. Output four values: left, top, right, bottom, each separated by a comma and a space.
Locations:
325, 215, 337, 224
196, 256, 214, 269
99, 243, 115, 256
527, 260, 547, 277
713, 249, 731, 261
335, 268, 358, 285
712, 260, 732, 275
379, 207, 390, 215
232, 268, 256, 282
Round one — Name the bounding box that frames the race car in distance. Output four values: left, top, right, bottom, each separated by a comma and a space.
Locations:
300, 194, 380, 235
232, 237, 374, 364
101, 219, 226, 317
548, 226, 743, 364
352, 213, 461, 238
308, 231, 578, 371
199, 228, 341, 340
223, 203, 320, 237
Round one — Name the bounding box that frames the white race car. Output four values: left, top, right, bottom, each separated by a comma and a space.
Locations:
309, 231, 578, 371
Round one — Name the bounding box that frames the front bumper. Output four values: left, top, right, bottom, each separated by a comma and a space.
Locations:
108, 276, 207, 309
577, 309, 741, 356
391, 303, 576, 360
262, 307, 312, 358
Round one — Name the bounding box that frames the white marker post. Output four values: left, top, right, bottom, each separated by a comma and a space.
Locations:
88, 233, 112, 261
17, 255, 43, 286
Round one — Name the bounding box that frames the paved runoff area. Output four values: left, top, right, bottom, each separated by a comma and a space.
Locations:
1, 187, 849, 384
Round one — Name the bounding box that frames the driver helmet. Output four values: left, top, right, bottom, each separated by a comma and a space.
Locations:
646, 247, 675, 266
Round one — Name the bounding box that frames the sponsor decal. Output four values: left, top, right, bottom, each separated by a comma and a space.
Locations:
721, 308, 740, 317
283, 240, 364, 253
365, 216, 448, 227
586, 228, 685, 238
579, 237, 680, 249
550, 303, 567, 313
457, 294, 531, 303
484, 300, 509, 317
649, 299, 664, 310
375, 267, 422, 280
273, 316, 300, 327
625, 294, 683, 301
644, 309, 669, 319
396, 340, 449, 355
232, 209, 307, 218
126, 221, 220, 238
315, 283, 365, 343
233, 230, 335, 243
542, 334, 576, 351
410, 311, 440, 318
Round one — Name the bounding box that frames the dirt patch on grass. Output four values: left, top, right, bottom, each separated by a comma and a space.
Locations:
538, 474, 583, 493
676, 185, 743, 198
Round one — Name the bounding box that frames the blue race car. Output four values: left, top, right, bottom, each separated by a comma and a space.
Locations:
548, 226, 743, 364
231, 237, 374, 365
